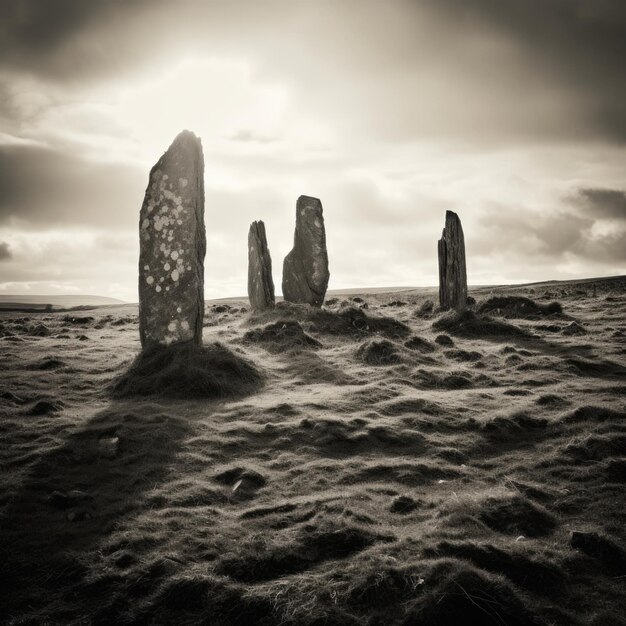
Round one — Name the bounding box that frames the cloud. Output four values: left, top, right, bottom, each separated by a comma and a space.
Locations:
578, 188, 626, 220
0, 1, 624, 297
228, 129, 279, 144
474, 200, 626, 268
0, 0, 155, 79
0, 241, 11, 260
0, 144, 145, 229
430, 0, 626, 140
1, 0, 624, 144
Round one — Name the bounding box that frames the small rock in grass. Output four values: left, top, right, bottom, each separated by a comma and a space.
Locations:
98, 436, 120, 459
390, 495, 419, 514
562, 321, 586, 336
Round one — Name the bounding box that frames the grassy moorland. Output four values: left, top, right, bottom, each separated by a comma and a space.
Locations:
0, 276, 624, 625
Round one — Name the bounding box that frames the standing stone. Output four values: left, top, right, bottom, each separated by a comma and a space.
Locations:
138, 130, 205, 349
282, 195, 330, 307
438, 210, 467, 311
248, 220, 275, 310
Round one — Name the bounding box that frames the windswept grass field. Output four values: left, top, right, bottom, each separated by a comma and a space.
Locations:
1, 276, 625, 625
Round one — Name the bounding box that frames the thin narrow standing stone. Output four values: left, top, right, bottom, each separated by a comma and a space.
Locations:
248, 220, 275, 310
282, 195, 330, 307
438, 210, 467, 311
138, 130, 205, 349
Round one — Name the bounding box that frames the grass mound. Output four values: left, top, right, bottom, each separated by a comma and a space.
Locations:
26, 398, 65, 415
414, 299, 435, 318
561, 432, 625, 462
243, 320, 322, 352
28, 356, 66, 370
62, 314, 96, 325
562, 405, 626, 424
478, 296, 563, 319
444, 348, 482, 362
424, 542, 563, 594
216, 524, 388, 583
414, 368, 476, 390
481, 412, 549, 440
112, 342, 262, 399
564, 358, 626, 379
571, 531, 626, 575
404, 335, 436, 353
479, 494, 557, 537
144, 575, 275, 625
356, 339, 402, 365
346, 565, 422, 609
404, 559, 548, 626
310, 306, 410, 338
433, 310, 530, 339
250, 303, 410, 339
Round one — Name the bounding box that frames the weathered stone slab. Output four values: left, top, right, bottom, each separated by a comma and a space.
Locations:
138, 130, 205, 349
438, 210, 467, 311
248, 220, 275, 311
282, 195, 329, 307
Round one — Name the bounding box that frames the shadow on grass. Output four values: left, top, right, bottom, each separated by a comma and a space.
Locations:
0, 400, 193, 620
0, 344, 264, 622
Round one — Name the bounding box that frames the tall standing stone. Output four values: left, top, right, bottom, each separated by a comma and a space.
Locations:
248, 220, 275, 311
282, 195, 330, 307
438, 210, 467, 311
138, 130, 205, 349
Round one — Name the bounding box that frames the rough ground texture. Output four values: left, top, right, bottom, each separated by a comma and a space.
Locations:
138, 130, 205, 349
248, 221, 275, 311
438, 210, 467, 312
0, 276, 625, 625
282, 195, 330, 307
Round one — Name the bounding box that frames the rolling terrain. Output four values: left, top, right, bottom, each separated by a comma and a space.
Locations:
0, 276, 625, 625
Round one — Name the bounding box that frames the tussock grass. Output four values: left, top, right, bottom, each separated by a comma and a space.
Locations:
414, 299, 435, 318
481, 411, 550, 440
112, 342, 262, 399
424, 541, 564, 594
356, 339, 402, 365
248, 303, 410, 339
403, 559, 550, 626
404, 335, 436, 353
1, 279, 625, 625
216, 522, 393, 583
479, 295, 563, 319
243, 320, 322, 352
433, 309, 530, 338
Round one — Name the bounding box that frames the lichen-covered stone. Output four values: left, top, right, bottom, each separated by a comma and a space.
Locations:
438, 210, 467, 311
138, 130, 205, 349
248, 220, 275, 311
282, 195, 329, 307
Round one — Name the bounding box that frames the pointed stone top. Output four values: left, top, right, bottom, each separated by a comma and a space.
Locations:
442, 210, 463, 236
166, 130, 202, 154
298, 195, 322, 206
151, 131, 204, 179
173, 129, 201, 144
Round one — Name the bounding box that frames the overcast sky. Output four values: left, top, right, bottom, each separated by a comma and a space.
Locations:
0, 0, 624, 301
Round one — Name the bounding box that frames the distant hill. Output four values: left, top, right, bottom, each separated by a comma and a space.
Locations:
0, 295, 125, 311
